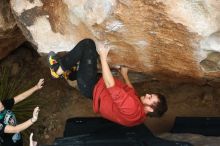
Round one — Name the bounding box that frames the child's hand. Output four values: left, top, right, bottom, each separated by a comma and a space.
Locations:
29, 133, 37, 146
35, 79, 44, 90
31, 107, 40, 123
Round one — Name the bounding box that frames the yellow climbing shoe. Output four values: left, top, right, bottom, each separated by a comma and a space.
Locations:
48, 51, 60, 78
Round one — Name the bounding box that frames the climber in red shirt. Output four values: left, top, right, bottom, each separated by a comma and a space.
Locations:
47, 39, 168, 126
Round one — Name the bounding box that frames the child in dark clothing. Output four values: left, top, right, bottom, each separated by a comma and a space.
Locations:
0, 79, 42, 146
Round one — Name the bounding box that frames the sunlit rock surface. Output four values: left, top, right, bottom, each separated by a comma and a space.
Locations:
8, 0, 220, 81
0, 0, 25, 60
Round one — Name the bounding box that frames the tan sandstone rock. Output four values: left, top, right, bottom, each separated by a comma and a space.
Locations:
9, 0, 220, 82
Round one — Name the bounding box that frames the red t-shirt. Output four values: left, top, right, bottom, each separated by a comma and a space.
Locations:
93, 77, 146, 127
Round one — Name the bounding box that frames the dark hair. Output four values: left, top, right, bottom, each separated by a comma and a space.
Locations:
147, 93, 168, 117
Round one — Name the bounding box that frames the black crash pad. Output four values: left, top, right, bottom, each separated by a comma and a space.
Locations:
52, 117, 193, 146
39, 117, 193, 146
171, 117, 220, 136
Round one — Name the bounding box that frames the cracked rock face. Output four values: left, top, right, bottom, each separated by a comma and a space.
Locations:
0, 0, 25, 60
6, 0, 220, 81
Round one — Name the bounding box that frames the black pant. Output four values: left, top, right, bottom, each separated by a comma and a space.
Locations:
59, 39, 98, 98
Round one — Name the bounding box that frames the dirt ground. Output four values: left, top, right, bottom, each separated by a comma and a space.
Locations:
1, 44, 220, 145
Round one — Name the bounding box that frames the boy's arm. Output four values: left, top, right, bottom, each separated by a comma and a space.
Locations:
97, 42, 115, 88
119, 67, 134, 88
14, 79, 44, 104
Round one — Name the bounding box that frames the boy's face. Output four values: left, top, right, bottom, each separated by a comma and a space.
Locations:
140, 94, 159, 107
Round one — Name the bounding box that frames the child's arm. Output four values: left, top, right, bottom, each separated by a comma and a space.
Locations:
14, 79, 44, 104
